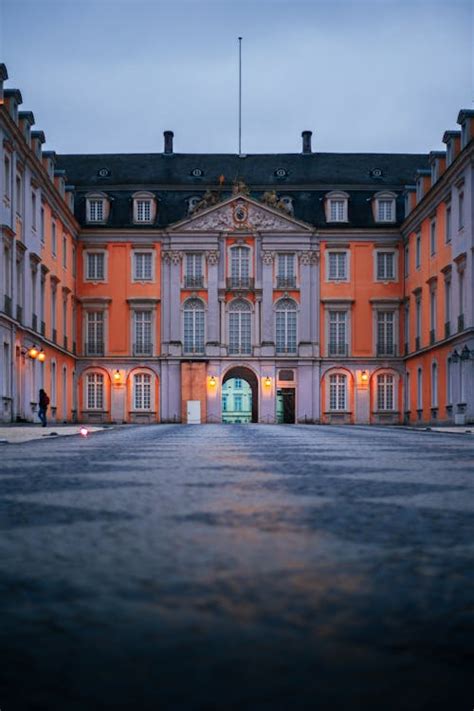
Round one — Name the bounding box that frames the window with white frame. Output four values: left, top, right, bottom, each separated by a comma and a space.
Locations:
229, 299, 251, 355
184, 254, 203, 288
376, 251, 395, 281
3, 155, 10, 198
275, 298, 297, 354
431, 362, 438, 408
183, 298, 205, 354
234, 394, 243, 412
328, 311, 347, 356
404, 302, 410, 351
86, 195, 108, 223
86, 312, 104, 356
277, 254, 295, 288
377, 373, 395, 411
430, 289, 437, 337
415, 234, 421, 269
134, 310, 153, 355
133, 252, 153, 281
133, 373, 152, 410
230, 246, 250, 287
377, 311, 395, 356
329, 373, 347, 411
430, 221, 437, 255
50, 360, 57, 406
86, 372, 104, 410
16, 174, 22, 216
63, 235, 67, 268
85, 251, 105, 281
327, 251, 347, 281
51, 221, 57, 256
326, 192, 348, 223
31, 192, 37, 230
415, 295, 422, 345
135, 199, 152, 223
376, 197, 395, 222
444, 279, 451, 330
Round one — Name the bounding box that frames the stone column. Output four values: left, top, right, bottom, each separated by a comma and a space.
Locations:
206, 250, 220, 356
261, 250, 275, 356
298, 251, 312, 356
161, 251, 171, 355
310, 250, 320, 356
169, 251, 183, 355
219, 296, 227, 351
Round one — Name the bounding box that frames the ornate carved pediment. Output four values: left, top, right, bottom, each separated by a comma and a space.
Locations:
171, 196, 311, 233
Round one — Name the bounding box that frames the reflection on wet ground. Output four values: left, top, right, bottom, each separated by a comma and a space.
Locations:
0, 424, 473, 710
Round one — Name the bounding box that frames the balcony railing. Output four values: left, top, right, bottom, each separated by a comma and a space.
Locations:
183, 345, 205, 356
183, 275, 204, 289
429, 329, 435, 345
85, 341, 105, 356
377, 344, 396, 356
458, 313, 465, 332
16, 304, 23, 323
445, 321, 451, 339
276, 276, 296, 289
133, 342, 153, 356
328, 343, 348, 357
32, 313, 37, 332
4, 294, 12, 317
276, 345, 297, 355
228, 345, 252, 355
227, 277, 254, 290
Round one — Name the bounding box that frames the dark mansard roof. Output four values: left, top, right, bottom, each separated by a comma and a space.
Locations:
57, 151, 429, 229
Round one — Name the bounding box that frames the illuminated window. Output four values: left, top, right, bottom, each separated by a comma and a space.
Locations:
133, 373, 152, 410
377, 374, 394, 411
329, 373, 346, 411
86, 373, 104, 410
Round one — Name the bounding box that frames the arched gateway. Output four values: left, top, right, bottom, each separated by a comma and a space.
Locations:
222, 367, 258, 423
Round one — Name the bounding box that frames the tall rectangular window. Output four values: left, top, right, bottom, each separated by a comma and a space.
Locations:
415, 234, 421, 269
404, 302, 410, 352
62, 235, 67, 268
16, 174, 22, 216
445, 205, 451, 243
86, 312, 104, 355
134, 310, 152, 355
430, 221, 436, 255
184, 254, 203, 288
277, 254, 295, 288
329, 200, 345, 222
4, 155, 10, 198
133, 252, 153, 281
329, 373, 346, 410
328, 311, 347, 356
377, 311, 395, 356
431, 362, 438, 408
447, 358, 452, 404
275, 300, 297, 354
417, 368, 423, 410
415, 296, 422, 347
404, 244, 409, 277
86, 252, 105, 281
87, 199, 104, 222
377, 374, 394, 411
430, 290, 437, 338
51, 221, 57, 256
183, 299, 205, 354
234, 394, 243, 412
72, 246, 76, 278
40, 207, 45, 244
230, 247, 250, 287
377, 199, 394, 222
135, 200, 151, 222
458, 191, 464, 229
63, 296, 68, 342
229, 301, 251, 355
86, 373, 104, 409
327, 252, 347, 281
133, 373, 152, 410
50, 361, 56, 407
50, 286, 56, 335
3, 343, 10, 397
376, 252, 395, 280
31, 192, 37, 230
444, 280, 451, 333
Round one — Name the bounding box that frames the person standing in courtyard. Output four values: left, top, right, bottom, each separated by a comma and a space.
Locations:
38, 389, 49, 427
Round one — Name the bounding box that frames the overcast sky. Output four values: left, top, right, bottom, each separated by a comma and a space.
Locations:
0, 0, 472, 156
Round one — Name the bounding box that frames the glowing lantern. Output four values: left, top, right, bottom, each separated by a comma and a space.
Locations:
37, 351, 46, 362
28, 345, 39, 359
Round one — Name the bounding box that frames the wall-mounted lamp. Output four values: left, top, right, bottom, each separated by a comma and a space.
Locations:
37, 350, 46, 362
27, 345, 39, 359
113, 369, 121, 382
264, 376, 272, 387
361, 370, 368, 383
209, 375, 217, 387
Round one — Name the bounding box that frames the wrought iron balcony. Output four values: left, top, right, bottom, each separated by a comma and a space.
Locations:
458, 313, 465, 332
276, 276, 296, 289
4, 294, 12, 316
133, 342, 153, 356
228, 345, 252, 355
85, 341, 105, 356
328, 343, 348, 357
183, 345, 205, 356
227, 277, 254, 290
276, 345, 297, 355
183, 275, 204, 289
377, 344, 396, 357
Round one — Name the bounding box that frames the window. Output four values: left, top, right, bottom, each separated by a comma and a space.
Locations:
431, 362, 438, 408
229, 299, 251, 355
40, 207, 45, 244
415, 296, 422, 347
275, 298, 297, 355
50, 361, 56, 407
16, 174, 22, 216
72, 246, 76, 278
417, 368, 423, 410
376, 251, 395, 281
327, 251, 347, 281
277, 254, 295, 288
447, 358, 452, 404
86, 373, 104, 410
430, 290, 437, 339
404, 244, 409, 277
415, 234, 421, 269
430, 221, 437, 255
405, 371, 410, 412
377, 374, 394, 411
444, 279, 451, 332
234, 379, 242, 389
458, 191, 464, 229
325, 192, 349, 223
404, 302, 410, 352
63, 295, 68, 340
134, 310, 153, 355
377, 311, 395, 356
330, 200, 346, 222
377, 199, 395, 222
133, 252, 153, 281
133, 373, 152, 410
184, 254, 203, 288
86, 312, 104, 355
2, 343, 10, 397
87, 198, 105, 223
445, 205, 451, 243
458, 271, 464, 321
85, 252, 105, 281
51, 221, 57, 256
328, 311, 347, 356
3, 155, 10, 198
31, 192, 37, 230
183, 298, 205, 354
62, 235, 67, 268
329, 373, 347, 411
50, 284, 56, 336
230, 246, 250, 287
234, 395, 243, 412
135, 199, 152, 223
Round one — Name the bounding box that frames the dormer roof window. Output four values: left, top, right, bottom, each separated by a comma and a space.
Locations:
86, 192, 110, 224
373, 191, 396, 223
132, 191, 157, 224
325, 191, 349, 223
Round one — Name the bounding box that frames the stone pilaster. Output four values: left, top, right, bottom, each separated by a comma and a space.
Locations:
206, 250, 220, 355
261, 250, 275, 356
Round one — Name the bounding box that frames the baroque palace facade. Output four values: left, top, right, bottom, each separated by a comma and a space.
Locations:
1, 64, 473, 426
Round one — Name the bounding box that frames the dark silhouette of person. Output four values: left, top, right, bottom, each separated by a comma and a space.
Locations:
38, 389, 50, 427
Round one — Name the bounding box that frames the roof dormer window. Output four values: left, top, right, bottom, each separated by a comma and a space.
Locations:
325, 191, 349, 223
373, 192, 396, 223
86, 192, 110, 224
132, 191, 156, 224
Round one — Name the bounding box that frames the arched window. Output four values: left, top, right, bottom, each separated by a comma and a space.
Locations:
133, 372, 152, 410
183, 298, 205, 354
86, 372, 104, 410
230, 246, 250, 288
377, 373, 395, 411
329, 372, 347, 411
275, 299, 297, 354
228, 299, 251, 355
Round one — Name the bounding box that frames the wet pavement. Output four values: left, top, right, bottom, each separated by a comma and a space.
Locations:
0, 424, 473, 710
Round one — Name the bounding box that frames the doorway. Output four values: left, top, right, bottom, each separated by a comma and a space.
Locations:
222, 366, 258, 423
277, 388, 295, 424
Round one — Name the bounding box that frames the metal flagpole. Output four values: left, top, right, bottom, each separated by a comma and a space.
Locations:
238, 37, 242, 155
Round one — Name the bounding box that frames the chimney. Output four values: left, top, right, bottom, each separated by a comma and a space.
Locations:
164, 130, 174, 154
302, 130, 312, 154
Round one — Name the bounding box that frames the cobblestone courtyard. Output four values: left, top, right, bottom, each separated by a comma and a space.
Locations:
0, 425, 473, 710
